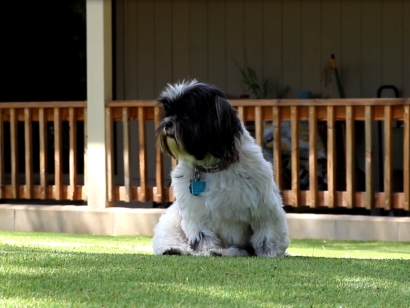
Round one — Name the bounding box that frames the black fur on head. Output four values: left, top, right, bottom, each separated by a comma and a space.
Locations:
156, 80, 243, 161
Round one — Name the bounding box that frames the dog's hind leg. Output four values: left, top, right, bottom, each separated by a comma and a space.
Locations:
152, 203, 192, 255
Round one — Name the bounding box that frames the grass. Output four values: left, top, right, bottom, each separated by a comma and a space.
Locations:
0, 231, 409, 307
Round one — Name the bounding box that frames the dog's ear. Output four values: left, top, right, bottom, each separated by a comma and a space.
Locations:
207, 96, 243, 159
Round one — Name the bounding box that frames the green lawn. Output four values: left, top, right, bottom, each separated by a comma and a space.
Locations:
1, 231, 409, 307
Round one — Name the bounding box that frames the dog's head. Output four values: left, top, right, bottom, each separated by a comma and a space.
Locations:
156, 80, 243, 163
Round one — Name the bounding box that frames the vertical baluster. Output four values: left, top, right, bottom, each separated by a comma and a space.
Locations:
255, 106, 263, 146
309, 106, 317, 207
237, 106, 244, 122
105, 107, 113, 204
39, 108, 47, 199
138, 107, 148, 201
345, 106, 355, 208
154, 106, 163, 202
170, 158, 177, 202
54, 108, 62, 200
0, 110, 3, 198
122, 107, 132, 202
273, 106, 282, 188
69, 108, 77, 200
24, 109, 33, 198
365, 106, 373, 209
291, 106, 300, 207
327, 106, 336, 207
83, 108, 88, 200
403, 106, 410, 211
171, 158, 178, 170
384, 106, 392, 210
10, 109, 18, 198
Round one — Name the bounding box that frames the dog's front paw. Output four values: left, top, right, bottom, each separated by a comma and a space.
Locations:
254, 241, 284, 258
163, 248, 183, 255
162, 248, 192, 256
255, 246, 288, 258
255, 248, 276, 257
253, 234, 290, 258
206, 247, 251, 257
209, 249, 223, 257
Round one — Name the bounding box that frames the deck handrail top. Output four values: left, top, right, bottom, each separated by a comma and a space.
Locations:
0, 101, 87, 108
106, 98, 410, 108
1, 98, 408, 109
230, 98, 410, 107
106, 100, 160, 107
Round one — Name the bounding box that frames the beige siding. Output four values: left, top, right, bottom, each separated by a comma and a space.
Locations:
154, 0, 172, 95
341, 0, 361, 97
137, 0, 155, 99
301, 0, 321, 95
406, 1, 410, 97
226, 0, 245, 95
115, 0, 410, 99
114, 0, 410, 193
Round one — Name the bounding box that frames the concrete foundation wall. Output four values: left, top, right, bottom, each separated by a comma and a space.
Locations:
0, 204, 409, 241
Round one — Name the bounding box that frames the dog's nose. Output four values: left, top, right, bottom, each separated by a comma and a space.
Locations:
165, 120, 174, 130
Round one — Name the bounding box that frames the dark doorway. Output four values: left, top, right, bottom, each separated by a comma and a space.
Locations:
0, 1, 86, 179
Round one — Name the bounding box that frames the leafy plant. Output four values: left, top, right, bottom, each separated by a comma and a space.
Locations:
233, 55, 269, 99
233, 54, 290, 99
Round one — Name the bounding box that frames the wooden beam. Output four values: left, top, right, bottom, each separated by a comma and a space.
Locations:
105, 107, 113, 204
237, 106, 244, 122
327, 106, 336, 207
309, 106, 317, 207
69, 108, 78, 200
123, 107, 132, 202
10, 109, 18, 198
291, 106, 300, 207
404, 106, 410, 211
86, 0, 112, 208
154, 106, 164, 202
255, 106, 263, 146
365, 106, 373, 210
138, 107, 148, 201
0, 110, 3, 198
383, 106, 392, 210
24, 108, 33, 198
106, 98, 410, 107
272, 106, 282, 189
345, 106, 355, 208
54, 108, 62, 200
39, 108, 48, 199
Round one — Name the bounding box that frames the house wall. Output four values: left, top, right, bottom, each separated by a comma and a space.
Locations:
113, 0, 410, 196
115, 0, 410, 100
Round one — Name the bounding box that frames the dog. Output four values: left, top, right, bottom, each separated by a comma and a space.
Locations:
152, 80, 290, 257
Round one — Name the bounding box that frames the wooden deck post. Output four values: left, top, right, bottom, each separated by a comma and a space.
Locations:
86, 0, 112, 209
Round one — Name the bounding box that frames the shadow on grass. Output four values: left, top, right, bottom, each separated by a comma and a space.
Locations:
1, 247, 409, 307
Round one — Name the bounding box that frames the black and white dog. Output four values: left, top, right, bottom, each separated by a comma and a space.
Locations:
152, 80, 289, 257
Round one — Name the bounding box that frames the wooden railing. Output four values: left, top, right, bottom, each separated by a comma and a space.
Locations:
0, 102, 87, 200
107, 99, 410, 210
1, 99, 409, 211
105, 101, 175, 203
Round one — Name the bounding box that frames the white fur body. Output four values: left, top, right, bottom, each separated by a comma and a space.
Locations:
153, 127, 290, 257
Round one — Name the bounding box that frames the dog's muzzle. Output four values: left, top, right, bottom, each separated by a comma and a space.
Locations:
164, 119, 176, 138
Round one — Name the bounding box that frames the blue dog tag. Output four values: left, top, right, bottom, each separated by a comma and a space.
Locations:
189, 179, 206, 196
